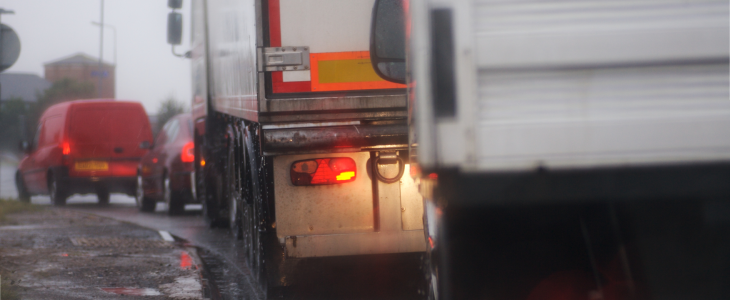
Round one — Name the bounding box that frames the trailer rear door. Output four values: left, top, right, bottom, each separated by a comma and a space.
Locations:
267, 0, 405, 94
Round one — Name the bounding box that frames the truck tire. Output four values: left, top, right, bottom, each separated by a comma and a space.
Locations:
228, 136, 243, 239
136, 174, 156, 212
165, 175, 185, 215
16, 172, 31, 203
48, 174, 67, 206
203, 169, 229, 228
97, 188, 110, 205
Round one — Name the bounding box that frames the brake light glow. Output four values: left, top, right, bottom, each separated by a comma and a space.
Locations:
181, 142, 194, 163
291, 157, 357, 186
62, 142, 70, 155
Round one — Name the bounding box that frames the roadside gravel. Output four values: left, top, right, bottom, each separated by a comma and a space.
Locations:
0, 206, 205, 299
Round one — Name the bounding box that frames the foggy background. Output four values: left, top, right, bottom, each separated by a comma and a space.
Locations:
1, 0, 192, 113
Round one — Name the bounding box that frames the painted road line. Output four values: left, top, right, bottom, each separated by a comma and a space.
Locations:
159, 230, 175, 242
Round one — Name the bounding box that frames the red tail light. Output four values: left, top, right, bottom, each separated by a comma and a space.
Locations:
181, 142, 194, 163
62, 142, 70, 155
291, 157, 357, 186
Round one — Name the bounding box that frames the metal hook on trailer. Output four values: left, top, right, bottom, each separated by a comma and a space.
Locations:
374, 151, 405, 183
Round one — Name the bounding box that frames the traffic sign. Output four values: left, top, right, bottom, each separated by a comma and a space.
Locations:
91, 70, 109, 78
0, 23, 20, 72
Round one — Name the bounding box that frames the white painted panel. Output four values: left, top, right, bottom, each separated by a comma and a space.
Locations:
279, 0, 375, 82
206, 0, 258, 119
399, 166, 424, 231
471, 63, 730, 171
471, 0, 729, 68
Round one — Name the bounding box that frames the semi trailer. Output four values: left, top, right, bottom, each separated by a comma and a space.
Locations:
166, 0, 426, 297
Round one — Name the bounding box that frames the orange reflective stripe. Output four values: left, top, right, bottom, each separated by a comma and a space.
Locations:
311, 51, 405, 92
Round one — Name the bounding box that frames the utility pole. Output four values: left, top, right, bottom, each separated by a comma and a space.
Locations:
92, 21, 115, 98
97, 0, 104, 99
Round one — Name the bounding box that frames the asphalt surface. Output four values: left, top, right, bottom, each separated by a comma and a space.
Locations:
0, 208, 204, 299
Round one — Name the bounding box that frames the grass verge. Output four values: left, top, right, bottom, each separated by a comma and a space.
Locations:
0, 198, 41, 222
0, 271, 19, 300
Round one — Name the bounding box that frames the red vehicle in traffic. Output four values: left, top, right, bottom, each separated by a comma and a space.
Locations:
135, 113, 196, 215
15, 100, 153, 205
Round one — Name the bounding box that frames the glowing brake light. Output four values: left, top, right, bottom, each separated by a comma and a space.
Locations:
62, 142, 70, 155
181, 142, 194, 163
290, 157, 357, 186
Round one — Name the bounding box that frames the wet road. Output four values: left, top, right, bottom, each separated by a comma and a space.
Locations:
41, 195, 260, 299
3, 163, 426, 299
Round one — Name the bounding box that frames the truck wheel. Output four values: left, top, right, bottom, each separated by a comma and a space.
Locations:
97, 188, 110, 205
228, 135, 243, 239
136, 174, 156, 212
48, 174, 67, 206
203, 172, 228, 228
250, 192, 267, 291
16, 173, 31, 203
165, 175, 184, 215
229, 192, 243, 239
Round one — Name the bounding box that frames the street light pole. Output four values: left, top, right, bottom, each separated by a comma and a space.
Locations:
97, 0, 104, 99
91, 22, 115, 65
92, 21, 115, 99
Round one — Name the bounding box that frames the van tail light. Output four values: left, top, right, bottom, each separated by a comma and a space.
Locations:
62, 142, 70, 155
181, 142, 194, 163
61, 142, 71, 166
291, 157, 357, 186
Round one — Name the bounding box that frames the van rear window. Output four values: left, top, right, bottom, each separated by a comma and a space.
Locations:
70, 107, 147, 143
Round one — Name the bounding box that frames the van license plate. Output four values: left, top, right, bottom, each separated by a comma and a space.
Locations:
75, 161, 108, 171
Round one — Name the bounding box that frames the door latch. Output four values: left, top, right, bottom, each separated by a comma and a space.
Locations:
260, 46, 310, 72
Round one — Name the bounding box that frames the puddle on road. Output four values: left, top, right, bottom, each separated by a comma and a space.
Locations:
0, 224, 60, 230
160, 276, 203, 299
181, 251, 193, 270
101, 287, 163, 296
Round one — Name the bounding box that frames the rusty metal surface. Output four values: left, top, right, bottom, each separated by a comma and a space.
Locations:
265, 94, 405, 112
259, 110, 407, 123
273, 152, 375, 237
263, 124, 408, 155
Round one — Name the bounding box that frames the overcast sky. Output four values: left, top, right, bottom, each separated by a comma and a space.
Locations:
2, 0, 192, 114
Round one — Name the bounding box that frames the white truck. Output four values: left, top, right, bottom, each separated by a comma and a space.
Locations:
370, 0, 730, 299
166, 0, 426, 297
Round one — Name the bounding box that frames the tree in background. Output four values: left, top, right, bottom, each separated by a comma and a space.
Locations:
155, 95, 186, 135
36, 78, 95, 110
0, 98, 32, 155
0, 78, 95, 155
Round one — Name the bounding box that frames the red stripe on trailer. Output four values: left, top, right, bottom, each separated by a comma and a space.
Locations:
268, 0, 281, 47
268, 0, 311, 93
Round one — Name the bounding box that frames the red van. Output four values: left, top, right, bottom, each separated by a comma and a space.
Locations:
15, 100, 153, 205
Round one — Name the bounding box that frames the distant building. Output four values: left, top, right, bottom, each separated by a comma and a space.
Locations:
44, 53, 115, 98
0, 72, 52, 104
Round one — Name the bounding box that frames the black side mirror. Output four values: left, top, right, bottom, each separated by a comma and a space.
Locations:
370, 0, 406, 84
139, 141, 152, 149
168, 0, 182, 9
167, 12, 183, 45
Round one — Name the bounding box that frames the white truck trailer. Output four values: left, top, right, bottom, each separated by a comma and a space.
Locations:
166, 0, 426, 297
370, 0, 730, 299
